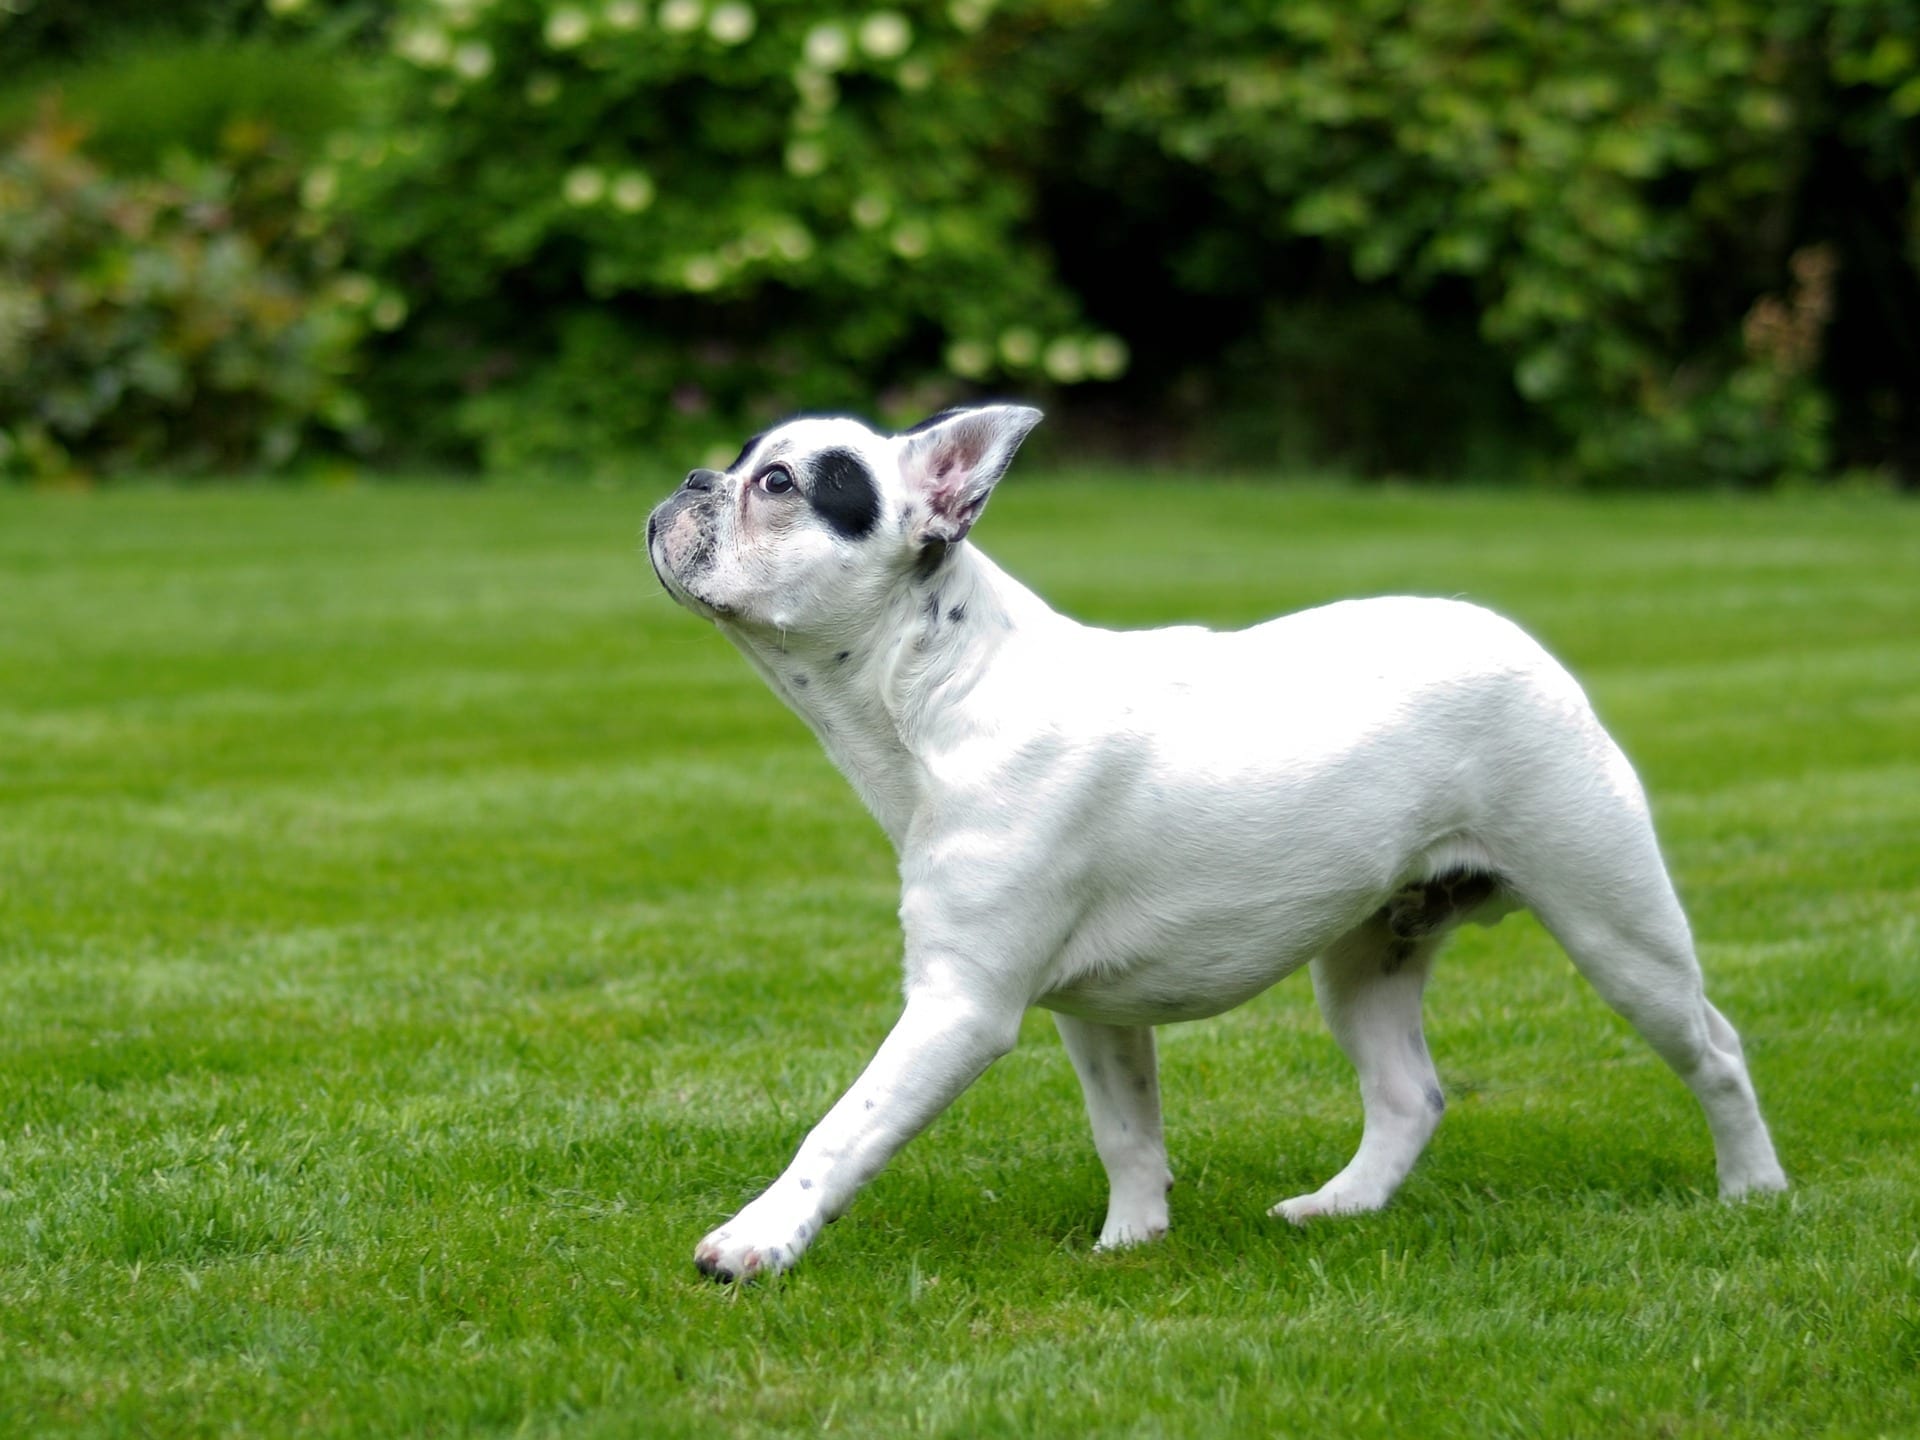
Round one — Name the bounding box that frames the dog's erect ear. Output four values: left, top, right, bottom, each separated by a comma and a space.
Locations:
898, 404, 1043, 547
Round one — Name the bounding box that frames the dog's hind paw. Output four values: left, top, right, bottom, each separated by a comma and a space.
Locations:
1093, 1218, 1168, 1252
1719, 1163, 1789, 1201
1269, 1184, 1388, 1226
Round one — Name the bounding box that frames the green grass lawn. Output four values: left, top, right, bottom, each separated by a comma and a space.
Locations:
2, 478, 1916, 1438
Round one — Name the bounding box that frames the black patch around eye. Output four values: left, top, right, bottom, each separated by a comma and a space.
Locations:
809, 447, 880, 540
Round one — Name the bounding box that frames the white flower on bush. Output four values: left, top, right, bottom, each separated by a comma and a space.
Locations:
371, 294, 410, 332
301, 166, 338, 209
452, 41, 495, 79
525, 72, 563, 106
773, 222, 815, 261
544, 6, 593, 48
334, 274, 377, 308
610, 170, 656, 213
949, 0, 994, 34
804, 22, 851, 70
998, 326, 1040, 368
889, 222, 930, 260
784, 140, 827, 177
658, 0, 703, 33
851, 192, 891, 229
792, 67, 838, 113
945, 339, 993, 379
602, 0, 646, 30
708, 2, 754, 44
395, 24, 453, 66
858, 12, 911, 59
682, 256, 724, 291
1086, 333, 1130, 380
1042, 337, 1085, 384
563, 166, 608, 205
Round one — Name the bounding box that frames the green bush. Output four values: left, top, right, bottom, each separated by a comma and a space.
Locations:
1065, 0, 1869, 485
12, 0, 1908, 483
0, 109, 372, 480
0, 38, 369, 174
324, 0, 1914, 484
318, 0, 1129, 472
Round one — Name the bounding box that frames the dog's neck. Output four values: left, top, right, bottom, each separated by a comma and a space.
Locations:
722, 543, 1063, 847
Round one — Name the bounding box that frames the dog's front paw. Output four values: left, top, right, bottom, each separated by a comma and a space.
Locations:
692, 1197, 821, 1283
693, 1228, 785, 1284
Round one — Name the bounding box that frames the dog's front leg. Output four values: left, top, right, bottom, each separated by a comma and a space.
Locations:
1053, 1014, 1174, 1248
694, 988, 1021, 1281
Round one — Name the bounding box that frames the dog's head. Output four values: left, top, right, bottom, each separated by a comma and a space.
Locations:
646, 404, 1042, 635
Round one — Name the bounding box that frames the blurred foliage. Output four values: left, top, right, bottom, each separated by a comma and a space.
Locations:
319, 0, 1126, 471
326, 0, 1916, 483
0, 0, 392, 65
1067, 0, 1867, 485
0, 39, 368, 173
3, 0, 1917, 484
0, 108, 371, 480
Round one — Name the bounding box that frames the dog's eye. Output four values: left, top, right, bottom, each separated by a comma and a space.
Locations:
756, 464, 796, 495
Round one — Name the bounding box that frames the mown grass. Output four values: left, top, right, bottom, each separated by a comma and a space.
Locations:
1, 478, 1916, 1439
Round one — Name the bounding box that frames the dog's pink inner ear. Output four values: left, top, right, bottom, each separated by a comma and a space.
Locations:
901, 405, 1043, 543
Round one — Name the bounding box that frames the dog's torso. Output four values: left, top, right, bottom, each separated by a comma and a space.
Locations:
850, 562, 1590, 1025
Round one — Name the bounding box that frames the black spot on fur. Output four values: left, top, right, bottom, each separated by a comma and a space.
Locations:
799, 1177, 814, 1190
809, 447, 880, 540
947, 603, 967, 624
921, 590, 943, 621
913, 539, 950, 580
727, 431, 767, 472
901, 406, 970, 436
834, 650, 851, 665
790, 672, 809, 689
1425, 1084, 1447, 1114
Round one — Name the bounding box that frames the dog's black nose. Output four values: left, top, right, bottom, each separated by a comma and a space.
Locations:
683, 468, 720, 492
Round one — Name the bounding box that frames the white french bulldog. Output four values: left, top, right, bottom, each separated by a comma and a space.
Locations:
646, 404, 1786, 1282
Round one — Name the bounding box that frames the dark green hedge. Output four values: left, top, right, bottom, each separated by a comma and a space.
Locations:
5, 0, 1917, 484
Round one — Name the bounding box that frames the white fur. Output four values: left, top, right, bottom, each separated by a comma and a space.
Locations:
647, 408, 1787, 1281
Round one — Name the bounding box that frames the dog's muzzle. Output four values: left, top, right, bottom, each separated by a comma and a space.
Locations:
647, 470, 728, 615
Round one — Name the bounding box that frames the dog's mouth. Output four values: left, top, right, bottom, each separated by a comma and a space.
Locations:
646, 513, 734, 621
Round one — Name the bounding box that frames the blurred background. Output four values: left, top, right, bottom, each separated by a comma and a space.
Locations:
1, 0, 1916, 489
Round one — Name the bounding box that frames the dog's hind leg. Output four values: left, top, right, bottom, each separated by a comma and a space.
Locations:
1497, 757, 1787, 1199
1273, 917, 1446, 1223
1516, 861, 1786, 1199
1053, 1014, 1174, 1248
